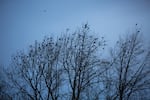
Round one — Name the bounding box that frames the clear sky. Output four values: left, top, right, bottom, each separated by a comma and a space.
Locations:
0, 0, 150, 65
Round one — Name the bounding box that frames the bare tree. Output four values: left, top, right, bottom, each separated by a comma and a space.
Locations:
107, 28, 150, 100
6, 37, 63, 100
61, 24, 106, 100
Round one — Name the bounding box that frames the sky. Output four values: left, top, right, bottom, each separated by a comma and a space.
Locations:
0, 0, 150, 65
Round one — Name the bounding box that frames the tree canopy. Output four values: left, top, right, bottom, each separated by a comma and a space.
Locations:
1, 24, 150, 100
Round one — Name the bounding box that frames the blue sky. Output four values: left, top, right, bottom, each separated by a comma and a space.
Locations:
0, 0, 150, 65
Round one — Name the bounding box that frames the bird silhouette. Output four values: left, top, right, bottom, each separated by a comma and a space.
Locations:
85, 24, 88, 28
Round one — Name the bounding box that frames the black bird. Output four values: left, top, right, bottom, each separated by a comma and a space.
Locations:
85, 24, 87, 28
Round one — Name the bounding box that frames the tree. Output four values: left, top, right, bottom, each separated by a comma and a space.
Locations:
61, 24, 106, 100
7, 36, 64, 100
106, 28, 150, 100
